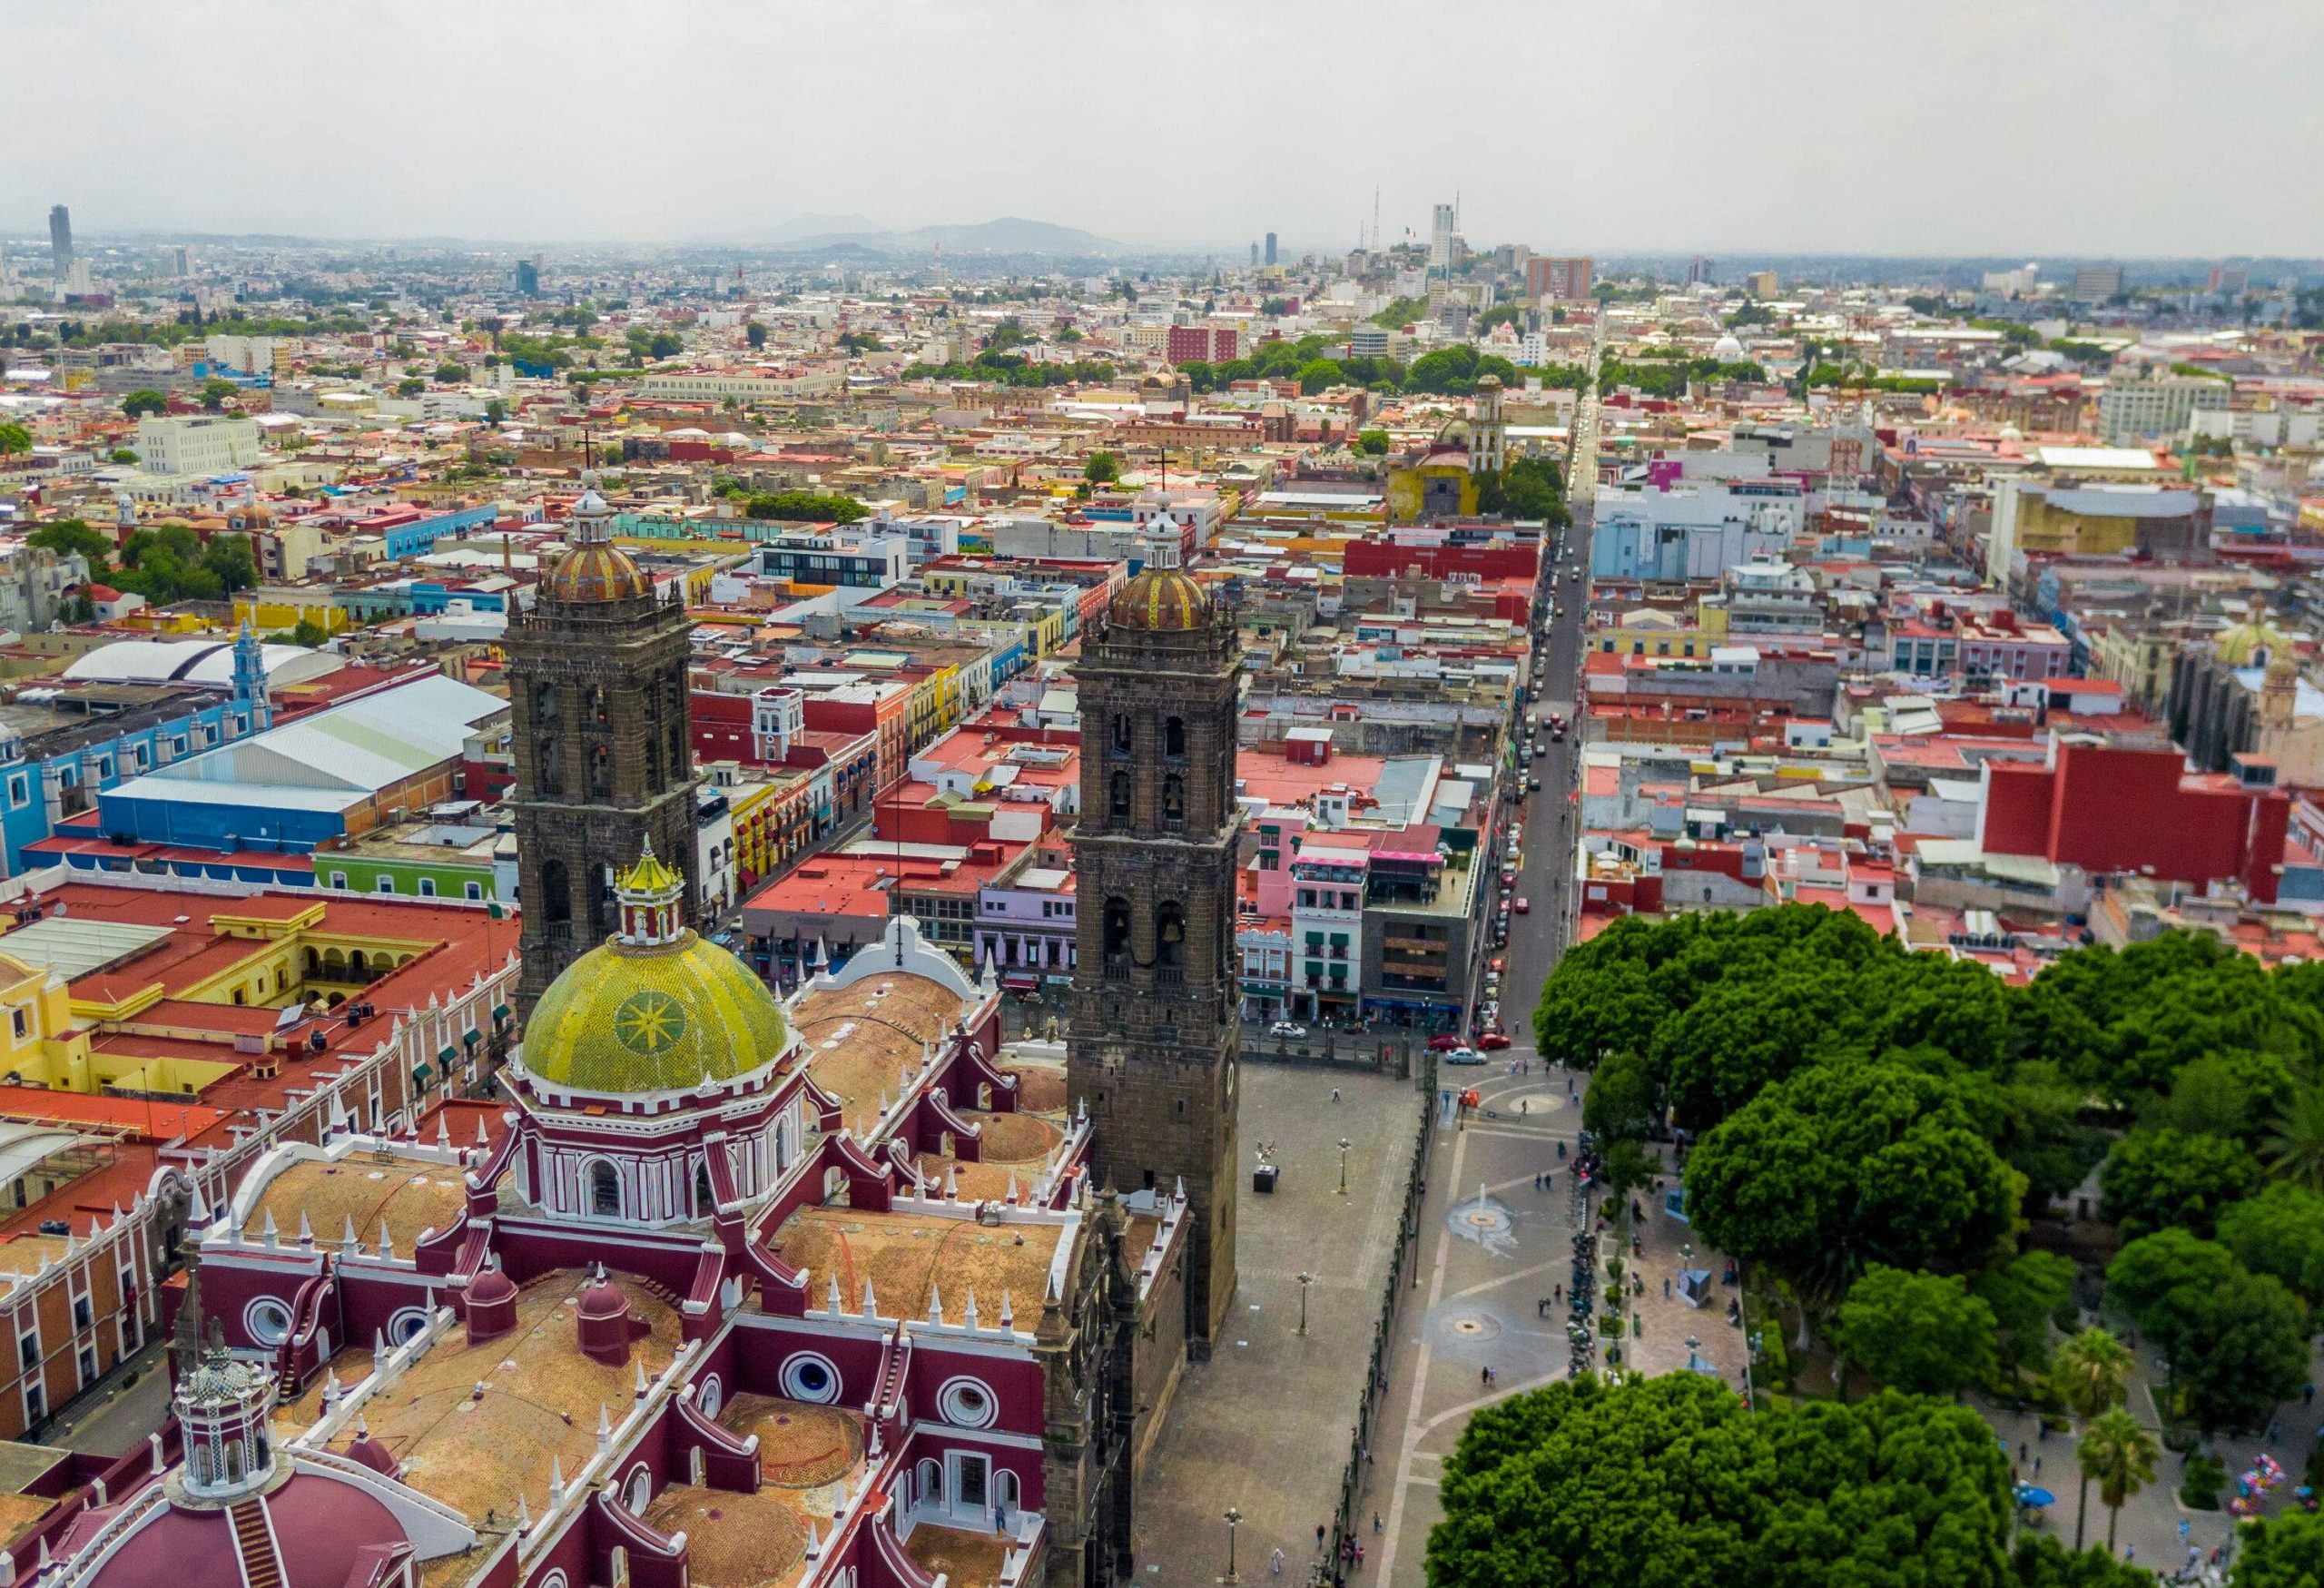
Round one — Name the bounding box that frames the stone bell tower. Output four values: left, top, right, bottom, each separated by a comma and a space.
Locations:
507, 479, 698, 1012
1067, 552, 1241, 1352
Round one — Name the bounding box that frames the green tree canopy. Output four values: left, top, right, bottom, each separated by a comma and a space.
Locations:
199, 378, 238, 410
121, 389, 170, 419
1974, 1249, 2078, 1371
1685, 1058, 2023, 1302
1353, 429, 1390, 457
1426, 1375, 2014, 1588
2006, 1534, 2157, 1588
2099, 1128, 2262, 1239
26, 519, 113, 569
740, 490, 866, 525
1834, 1266, 1999, 1396
0, 422, 32, 457
2235, 1509, 2324, 1587
1082, 451, 1121, 486
2075, 1409, 2159, 1553
744, 321, 767, 350
1295, 357, 1344, 395
2217, 1180, 2324, 1308
2106, 1229, 2309, 1432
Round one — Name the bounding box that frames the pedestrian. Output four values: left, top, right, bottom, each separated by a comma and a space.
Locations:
2020, 1443, 2029, 1463
2123, 1545, 2133, 1563
2178, 1519, 2191, 1544
1374, 1514, 1382, 1534
1663, 1276, 1670, 1299
2034, 1455, 2042, 1475
1318, 1524, 1326, 1551
1332, 1087, 1342, 1103
1271, 1547, 1285, 1577
1482, 1366, 1491, 1388
1355, 1544, 1365, 1570
2308, 1382, 2317, 1406
1568, 1078, 1575, 1096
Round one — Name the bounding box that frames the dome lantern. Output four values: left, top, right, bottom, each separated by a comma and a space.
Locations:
616, 836, 684, 947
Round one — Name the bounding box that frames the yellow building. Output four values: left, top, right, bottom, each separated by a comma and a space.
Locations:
1385, 445, 1478, 523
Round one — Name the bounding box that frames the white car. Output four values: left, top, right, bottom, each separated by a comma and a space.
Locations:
1268, 1021, 1307, 1039
1443, 1046, 1486, 1066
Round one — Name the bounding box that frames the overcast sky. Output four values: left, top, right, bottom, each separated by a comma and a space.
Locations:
5, 0, 2318, 258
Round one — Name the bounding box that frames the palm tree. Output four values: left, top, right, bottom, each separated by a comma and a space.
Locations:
2262, 1086, 2324, 1190
2053, 1327, 2133, 1549
2078, 1408, 2160, 1554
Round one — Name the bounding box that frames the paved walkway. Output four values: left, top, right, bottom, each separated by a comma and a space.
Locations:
1130, 1063, 1423, 1586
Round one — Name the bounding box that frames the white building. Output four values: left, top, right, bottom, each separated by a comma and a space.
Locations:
1588, 480, 1805, 582
134, 414, 261, 475
2098, 369, 2229, 444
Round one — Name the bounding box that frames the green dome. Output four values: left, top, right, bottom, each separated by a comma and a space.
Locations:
523, 931, 788, 1094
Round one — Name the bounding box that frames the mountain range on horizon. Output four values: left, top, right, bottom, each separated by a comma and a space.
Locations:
720, 213, 1128, 257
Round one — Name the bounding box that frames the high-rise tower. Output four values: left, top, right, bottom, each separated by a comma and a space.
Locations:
1068, 549, 1241, 1352
48, 205, 72, 283
507, 479, 698, 1012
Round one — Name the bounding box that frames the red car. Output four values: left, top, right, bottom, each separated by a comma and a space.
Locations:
1514, 896, 1531, 914
1427, 1033, 1465, 1051
1477, 1031, 1512, 1050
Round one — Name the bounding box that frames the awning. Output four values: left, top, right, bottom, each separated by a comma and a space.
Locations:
411, 1063, 433, 1087
464, 1028, 482, 1046
1001, 972, 1040, 992
491, 1002, 510, 1021
437, 1044, 458, 1063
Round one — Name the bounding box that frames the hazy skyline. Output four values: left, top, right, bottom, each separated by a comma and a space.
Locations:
5, 0, 2319, 258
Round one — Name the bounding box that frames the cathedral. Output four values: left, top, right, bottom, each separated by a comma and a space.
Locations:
18, 562, 1245, 1588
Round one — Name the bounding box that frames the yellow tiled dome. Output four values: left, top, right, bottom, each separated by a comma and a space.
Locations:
522, 847, 787, 1094
545, 541, 652, 604
1108, 567, 1210, 632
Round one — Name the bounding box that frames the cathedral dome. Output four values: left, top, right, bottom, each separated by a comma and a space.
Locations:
1108, 567, 1211, 633
521, 845, 790, 1095
2216, 598, 2294, 669
545, 485, 652, 604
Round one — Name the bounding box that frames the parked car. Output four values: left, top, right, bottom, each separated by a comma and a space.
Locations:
1514, 896, 1531, 914
1528, 775, 1542, 792
1427, 1033, 1465, 1051
1443, 1046, 1486, 1066
1477, 1031, 1512, 1050
1267, 1021, 1307, 1039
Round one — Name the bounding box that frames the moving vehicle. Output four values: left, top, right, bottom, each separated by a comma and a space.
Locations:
1478, 1031, 1512, 1050
1514, 896, 1531, 914
1267, 1021, 1307, 1039
1443, 1046, 1486, 1066
1427, 1033, 1465, 1051
1528, 775, 1542, 792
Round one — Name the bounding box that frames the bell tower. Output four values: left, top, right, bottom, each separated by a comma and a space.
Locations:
1068, 555, 1241, 1352
508, 479, 698, 1012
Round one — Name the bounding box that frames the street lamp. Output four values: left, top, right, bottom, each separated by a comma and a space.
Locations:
1338, 1138, 1352, 1195
1220, 1505, 1244, 1585
1296, 1271, 1315, 1336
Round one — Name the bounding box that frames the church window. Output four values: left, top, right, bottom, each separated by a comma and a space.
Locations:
1157, 903, 1186, 969
1164, 716, 1187, 759
538, 735, 563, 796
1162, 774, 1185, 827
1109, 714, 1132, 756
589, 686, 609, 726
541, 858, 571, 924
1102, 899, 1131, 967
590, 1160, 622, 1217
590, 743, 611, 797
537, 683, 559, 726
1108, 772, 1130, 821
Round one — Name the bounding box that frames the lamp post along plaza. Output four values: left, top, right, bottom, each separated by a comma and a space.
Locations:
1220, 1505, 1244, 1585
1338, 1137, 1351, 1195
1296, 1270, 1315, 1336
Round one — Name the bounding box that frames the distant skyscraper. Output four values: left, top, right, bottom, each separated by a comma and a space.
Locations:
173, 246, 190, 277
1264, 232, 1277, 267
515, 255, 541, 296
1686, 255, 1715, 286
1249, 241, 1259, 269
48, 205, 73, 282
1430, 202, 1456, 272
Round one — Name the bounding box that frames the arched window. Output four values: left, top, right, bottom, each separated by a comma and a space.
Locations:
538, 734, 563, 796
1162, 774, 1185, 827
537, 684, 559, 727
225, 1444, 243, 1482
191, 1445, 212, 1485
589, 743, 611, 797
1157, 903, 1186, 969
1164, 716, 1187, 759
694, 1159, 714, 1215
590, 1160, 621, 1217
1102, 899, 1131, 967
1108, 772, 1130, 821
1109, 715, 1132, 755
625, 1465, 652, 1512
542, 858, 572, 924
589, 686, 609, 727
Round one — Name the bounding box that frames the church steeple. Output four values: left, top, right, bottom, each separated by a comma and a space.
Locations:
231, 618, 271, 733
171, 1261, 281, 1504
